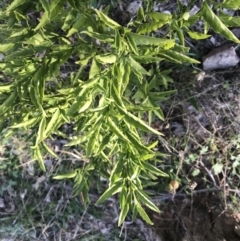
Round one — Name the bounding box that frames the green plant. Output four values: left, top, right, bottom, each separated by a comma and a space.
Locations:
0, 0, 239, 226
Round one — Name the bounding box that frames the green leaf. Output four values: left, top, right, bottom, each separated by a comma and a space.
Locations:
97, 132, 112, 154
29, 85, 43, 111
187, 31, 211, 40
118, 203, 129, 226
124, 131, 153, 153
137, 21, 166, 34
44, 108, 61, 138
79, 98, 92, 113
202, 2, 240, 44
126, 55, 150, 76
66, 89, 91, 116
40, 0, 50, 17
53, 170, 77, 179
176, 28, 185, 45
89, 58, 100, 79
114, 30, 123, 50
95, 9, 121, 29
134, 197, 153, 225
148, 12, 172, 22
62, 9, 78, 31
95, 54, 117, 64
135, 189, 159, 212
0, 84, 13, 93
220, 0, 240, 9
212, 163, 223, 175
41, 141, 59, 159
159, 50, 200, 64
125, 33, 139, 55
141, 161, 168, 177
34, 0, 65, 31
120, 186, 127, 208
140, 154, 156, 161
35, 117, 46, 145
107, 117, 130, 143
81, 30, 114, 43
0, 43, 14, 52
111, 84, 124, 107
219, 14, 240, 27
110, 160, 124, 185
67, 15, 87, 37
0, 91, 17, 115
33, 146, 46, 172
131, 54, 164, 64
137, 7, 145, 21
126, 32, 175, 48
6, 0, 30, 11
121, 63, 131, 94
10, 117, 39, 129
86, 125, 101, 157
96, 181, 123, 204
116, 104, 164, 136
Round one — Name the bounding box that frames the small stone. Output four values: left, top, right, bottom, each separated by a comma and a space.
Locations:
202, 45, 240, 71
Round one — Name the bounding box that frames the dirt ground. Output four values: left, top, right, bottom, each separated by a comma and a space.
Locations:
145, 192, 240, 241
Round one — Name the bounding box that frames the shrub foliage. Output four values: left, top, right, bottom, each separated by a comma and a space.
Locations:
0, 0, 239, 225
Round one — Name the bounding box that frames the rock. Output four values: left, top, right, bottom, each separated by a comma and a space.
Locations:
202, 45, 240, 71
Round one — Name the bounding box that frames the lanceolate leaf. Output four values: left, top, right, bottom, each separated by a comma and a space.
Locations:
187, 31, 211, 40
34, 0, 65, 31
0, 91, 17, 115
96, 181, 123, 204
121, 63, 131, 95
67, 15, 87, 37
66, 89, 92, 116
41, 141, 59, 159
95, 9, 121, 29
134, 197, 153, 225
124, 131, 153, 153
10, 117, 39, 129
159, 50, 200, 64
118, 203, 129, 226
53, 170, 77, 180
6, 0, 30, 12
86, 124, 101, 157
219, 14, 240, 27
35, 117, 46, 145
97, 132, 112, 154
39, 0, 50, 17
135, 189, 159, 212
202, 2, 240, 44
126, 55, 150, 76
0, 43, 14, 52
44, 108, 61, 138
141, 161, 168, 177
148, 12, 172, 22
81, 30, 114, 43
116, 104, 164, 136
89, 58, 100, 79
137, 21, 166, 34
111, 84, 124, 107
126, 32, 175, 48
0, 84, 13, 93
33, 146, 46, 172
217, 0, 240, 9
125, 33, 139, 55
107, 117, 130, 143
131, 54, 164, 64
62, 9, 78, 31
95, 54, 117, 64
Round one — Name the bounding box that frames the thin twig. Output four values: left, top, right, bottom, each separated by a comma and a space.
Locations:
199, 158, 217, 187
